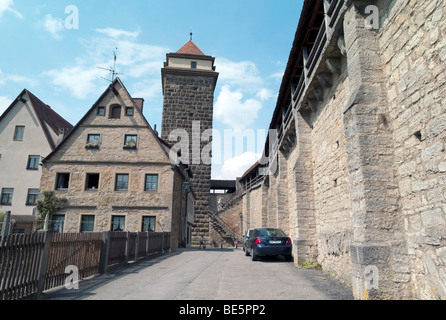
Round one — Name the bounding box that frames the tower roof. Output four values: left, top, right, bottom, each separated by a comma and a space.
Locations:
176, 40, 206, 56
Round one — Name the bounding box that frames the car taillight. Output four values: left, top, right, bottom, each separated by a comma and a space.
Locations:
286, 238, 292, 245
255, 238, 264, 245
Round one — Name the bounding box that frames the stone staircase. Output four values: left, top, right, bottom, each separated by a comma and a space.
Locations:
207, 211, 238, 246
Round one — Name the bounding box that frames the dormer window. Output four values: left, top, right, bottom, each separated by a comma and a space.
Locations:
110, 105, 121, 119
125, 107, 134, 116
191, 61, 197, 69
97, 107, 105, 116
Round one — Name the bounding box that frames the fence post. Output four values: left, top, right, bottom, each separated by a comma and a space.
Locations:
99, 231, 110, 274
146, 231, 150, 256
135, 232, 139, 262
37, 231, 52, 297
125, 231, 130, 264
162, 232, 165, 253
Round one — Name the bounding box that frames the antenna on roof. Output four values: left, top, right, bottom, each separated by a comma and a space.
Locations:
98, 44, 123, 83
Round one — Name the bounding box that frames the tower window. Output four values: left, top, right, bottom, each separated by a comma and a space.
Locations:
191, 61, 197, 69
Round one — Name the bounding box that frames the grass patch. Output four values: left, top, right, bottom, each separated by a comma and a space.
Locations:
300, 261, 322, 271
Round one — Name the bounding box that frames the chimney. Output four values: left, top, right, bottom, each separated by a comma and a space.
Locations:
133, 98, 144, 113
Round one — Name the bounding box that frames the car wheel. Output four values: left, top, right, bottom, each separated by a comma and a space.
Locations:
251, 248, 258, 261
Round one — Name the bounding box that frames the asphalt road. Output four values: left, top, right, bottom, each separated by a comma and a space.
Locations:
43, 248, 354, 300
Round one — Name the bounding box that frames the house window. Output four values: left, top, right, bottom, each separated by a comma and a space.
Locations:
115, 174, 129, 191
50, 215, 65, 233
191, 61, 197, 69
80, 215, 95, 233
97, 107, 105, 116
142, 216, 156, 232
144, 174, 158, 191
26, 189, 39, 205
124, 135, 138, 149
111, 215, 125, 232
14, 126, 25, 141
27, 155, 40, 170
85, 173, 100, 190
1, 188, 13, 205
125, 107, 134, 116
56, 173, 70, 190
86, 134, 101, 149
110, 106, 121, 119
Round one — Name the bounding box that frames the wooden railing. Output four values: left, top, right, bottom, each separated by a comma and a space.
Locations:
268, 0, 345, 168
0, 231, 171, 300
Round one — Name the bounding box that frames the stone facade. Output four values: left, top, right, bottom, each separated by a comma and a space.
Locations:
40, 79, 191, 250
236, 0, 446, 300
161, 44, 219, 245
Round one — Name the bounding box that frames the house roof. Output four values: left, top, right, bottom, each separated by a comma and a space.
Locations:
42, 77, 192, 179
176, 40, 206, 56
0, 89, 73, 150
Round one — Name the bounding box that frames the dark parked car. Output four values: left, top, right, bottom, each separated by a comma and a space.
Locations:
245, 228, 292, 261
243, 229, 254, 252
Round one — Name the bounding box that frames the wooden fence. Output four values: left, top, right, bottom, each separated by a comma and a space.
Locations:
0, 231, 171, 300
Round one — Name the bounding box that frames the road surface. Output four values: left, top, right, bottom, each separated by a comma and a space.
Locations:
43, 248, 353, 300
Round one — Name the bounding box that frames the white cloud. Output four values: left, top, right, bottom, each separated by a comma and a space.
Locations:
43, 33, 168, 100
256, 88, 274, 101
43, 66, 104, 99
131, 79, 161, 101
0, 0, 23, 19
43, 14, 64, 40
214, 85, 262, 131
214, 152, 261, 180
0, 69, 36, 87
95, 27, 141, 39
215, 58, 263, 90
0, 96, 12, 115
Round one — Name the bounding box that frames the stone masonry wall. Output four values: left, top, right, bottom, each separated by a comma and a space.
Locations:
378, 0, 446, 299
310, 73, 354, 285
161, 73, 216, 245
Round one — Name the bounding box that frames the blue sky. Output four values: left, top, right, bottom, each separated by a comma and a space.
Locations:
0, 0, 303, 180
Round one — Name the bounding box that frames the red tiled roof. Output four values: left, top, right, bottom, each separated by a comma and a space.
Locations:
176, 40, 206, 56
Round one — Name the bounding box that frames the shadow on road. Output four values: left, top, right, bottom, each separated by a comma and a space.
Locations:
42, 250, 183, 300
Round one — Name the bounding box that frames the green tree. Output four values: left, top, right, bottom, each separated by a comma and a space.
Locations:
35, 191, 68, 231
0, 211, 4, 233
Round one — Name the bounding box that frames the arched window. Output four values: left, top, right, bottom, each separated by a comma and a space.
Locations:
110, 105, 121, 119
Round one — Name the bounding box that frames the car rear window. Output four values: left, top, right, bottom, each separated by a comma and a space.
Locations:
257, 229, 287, 237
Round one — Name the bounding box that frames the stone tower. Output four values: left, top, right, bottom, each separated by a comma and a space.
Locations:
161, 39, 219, 246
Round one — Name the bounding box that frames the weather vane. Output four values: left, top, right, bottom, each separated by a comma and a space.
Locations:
98, 45, 123, 83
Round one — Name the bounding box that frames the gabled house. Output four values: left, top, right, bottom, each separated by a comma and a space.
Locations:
39, 78, 193, 249
0, 89, 73, 233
